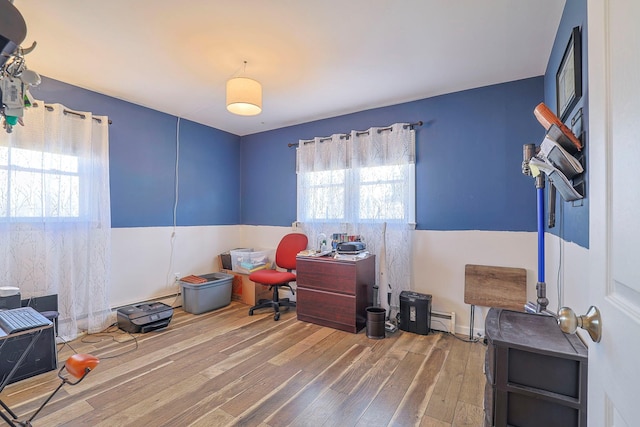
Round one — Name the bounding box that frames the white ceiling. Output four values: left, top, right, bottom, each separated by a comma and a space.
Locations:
14, 0, 566, 136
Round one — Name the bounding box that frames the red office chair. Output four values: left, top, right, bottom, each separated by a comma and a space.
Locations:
1, 353, 99, 426
248, 233, 308, 321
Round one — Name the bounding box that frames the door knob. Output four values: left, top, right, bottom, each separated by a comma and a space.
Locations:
557, 305, 602, 343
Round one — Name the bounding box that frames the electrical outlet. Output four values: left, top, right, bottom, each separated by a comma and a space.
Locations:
174, 273, 180, 282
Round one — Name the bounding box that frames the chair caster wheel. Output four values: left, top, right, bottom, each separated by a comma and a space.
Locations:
274, 312, 280, 321
249, 310, 254, 316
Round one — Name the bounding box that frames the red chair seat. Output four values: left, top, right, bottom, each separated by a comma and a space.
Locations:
249, 269, 296, 285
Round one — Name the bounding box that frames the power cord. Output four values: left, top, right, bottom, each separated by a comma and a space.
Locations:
78, 323, 139, 359
395, 313, 483, 344
165, 116, 181, 289
429, 328, 483, 344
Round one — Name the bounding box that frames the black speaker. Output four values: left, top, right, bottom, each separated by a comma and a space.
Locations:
399, 291, 432, 335
0, 327, 57, 384
0, 294, 21, 310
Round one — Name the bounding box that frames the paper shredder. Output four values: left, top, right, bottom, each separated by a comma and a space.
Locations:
399, 291, 431, 335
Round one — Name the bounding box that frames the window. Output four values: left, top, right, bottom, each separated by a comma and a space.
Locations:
299, 164, 413, 223
299, 169, 346, 221
0, 102, 112, 340
0, 146, 81, 219
296, 124, 416, 225
357, 164, 411, 221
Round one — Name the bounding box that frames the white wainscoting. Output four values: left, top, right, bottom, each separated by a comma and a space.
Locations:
110, 225, 240, 308
110, 225, 589, 337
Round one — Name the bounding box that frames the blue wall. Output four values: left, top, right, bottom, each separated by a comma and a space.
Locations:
543, 0, 588, 248
242, 77, 545, 231
31, 77, 242, 228
31, 75, 547, 234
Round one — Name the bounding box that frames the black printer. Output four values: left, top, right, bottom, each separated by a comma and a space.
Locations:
336, 241, 366, 254
117, 302, 173, 333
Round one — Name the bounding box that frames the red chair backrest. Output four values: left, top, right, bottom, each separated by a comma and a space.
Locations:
275, 233, 308, 270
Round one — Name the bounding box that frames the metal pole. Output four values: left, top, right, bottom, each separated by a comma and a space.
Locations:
536, 176, 549, 312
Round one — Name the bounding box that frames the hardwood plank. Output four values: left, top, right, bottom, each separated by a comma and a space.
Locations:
389, 334, 450, 426
458, 339, 486, 408
330, 332, 399, 395
287, 387, 348, 426
451, 400, 485, 427
424, 336, 472, 423
188, 408, 235, 427
418, 415, 451, 427
152, 323, 314, 426
231, 369, 318, 427
0, 303, 486, 427
355, 351, 432, 427
26, 400, 96, 427
265, 343, 370, 427
322, 352, 404, 426
268, 325, 332, 366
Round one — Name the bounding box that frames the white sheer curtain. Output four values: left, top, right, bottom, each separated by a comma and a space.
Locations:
0, 102, 112, 340
296, 123, 415, 319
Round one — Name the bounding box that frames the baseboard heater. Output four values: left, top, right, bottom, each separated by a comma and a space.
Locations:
430, 310, 456, 334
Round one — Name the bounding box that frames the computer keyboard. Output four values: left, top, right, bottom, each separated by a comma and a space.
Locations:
0, 307, 51, 334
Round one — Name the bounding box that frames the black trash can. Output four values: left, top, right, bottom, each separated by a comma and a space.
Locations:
366, 306, 386, 339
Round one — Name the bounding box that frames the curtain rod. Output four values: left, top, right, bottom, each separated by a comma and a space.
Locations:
288, 121, 423, 148
32, 102, 113, 125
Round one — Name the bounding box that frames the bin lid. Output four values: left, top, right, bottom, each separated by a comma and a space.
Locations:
400, 291, 432, 301
180, 272, 233, 289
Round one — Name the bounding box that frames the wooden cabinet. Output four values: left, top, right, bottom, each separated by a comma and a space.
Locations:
295, 255, 375, 333
484, 308, 588, 427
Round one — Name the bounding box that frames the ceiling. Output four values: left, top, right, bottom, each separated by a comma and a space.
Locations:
13, 0, 566, 136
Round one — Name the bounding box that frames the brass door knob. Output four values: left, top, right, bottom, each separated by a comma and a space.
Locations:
557, 305, 602, 343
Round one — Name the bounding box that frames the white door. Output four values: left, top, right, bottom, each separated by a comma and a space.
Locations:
587, 0, 640, 425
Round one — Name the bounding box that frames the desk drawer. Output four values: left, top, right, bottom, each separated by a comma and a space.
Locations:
297, 288, 356, 330
296, 259, 357, 294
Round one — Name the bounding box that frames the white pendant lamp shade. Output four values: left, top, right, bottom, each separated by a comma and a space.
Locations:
226, 77, 262, 116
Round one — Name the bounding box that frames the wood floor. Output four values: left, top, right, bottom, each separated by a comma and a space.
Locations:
2, 301, 486, 427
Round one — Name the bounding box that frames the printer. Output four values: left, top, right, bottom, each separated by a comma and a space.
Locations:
336, 241, 366, 254
117, 302, 173, 333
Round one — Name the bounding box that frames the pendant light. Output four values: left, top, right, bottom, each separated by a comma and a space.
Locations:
226, 61, 262, 116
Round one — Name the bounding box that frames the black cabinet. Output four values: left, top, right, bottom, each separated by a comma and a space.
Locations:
484, 308, 588, 427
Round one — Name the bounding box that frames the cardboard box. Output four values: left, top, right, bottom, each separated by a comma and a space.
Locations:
221, 269, 271, 306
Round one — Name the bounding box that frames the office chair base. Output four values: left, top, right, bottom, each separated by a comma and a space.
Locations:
248, 298, 296, 321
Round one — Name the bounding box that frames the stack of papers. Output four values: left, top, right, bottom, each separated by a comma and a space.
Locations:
297, 250, 333, 257
333, 252, 369, 261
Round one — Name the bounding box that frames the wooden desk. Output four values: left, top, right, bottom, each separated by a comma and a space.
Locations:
295, 254, 375, 333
